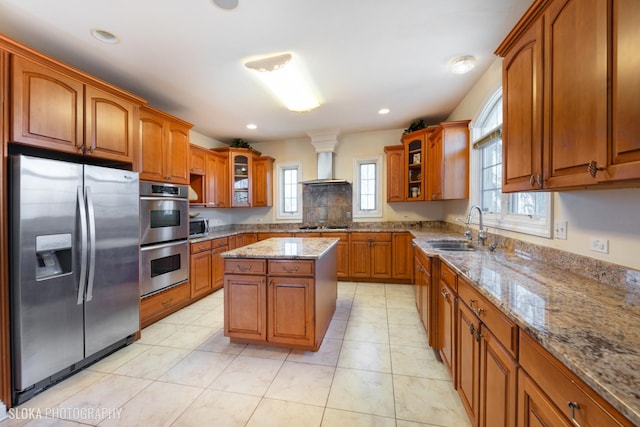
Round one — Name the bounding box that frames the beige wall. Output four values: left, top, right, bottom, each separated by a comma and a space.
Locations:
444, 58, 640, 270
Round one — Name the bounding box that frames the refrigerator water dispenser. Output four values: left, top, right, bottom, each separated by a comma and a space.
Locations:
35, 233, 72, 280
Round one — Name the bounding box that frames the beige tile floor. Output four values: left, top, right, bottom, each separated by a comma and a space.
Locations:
5, 282, 471, 427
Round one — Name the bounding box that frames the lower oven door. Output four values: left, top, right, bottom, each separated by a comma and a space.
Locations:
140, 240, 189, 297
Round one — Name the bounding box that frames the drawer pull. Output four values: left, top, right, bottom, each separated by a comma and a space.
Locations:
282, 266, 299, 273
236, 265, 252, 272
567, 402, 582, 427
469, 299, 485, 317
469, 323, 483, 342
162, 298, 174, 307
440, 287, 449, 299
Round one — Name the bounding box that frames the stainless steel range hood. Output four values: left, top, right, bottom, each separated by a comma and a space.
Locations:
302, 130, 350, 186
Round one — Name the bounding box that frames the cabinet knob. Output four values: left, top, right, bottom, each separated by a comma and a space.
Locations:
587, 160, 604, 178
529, 174, 542, 187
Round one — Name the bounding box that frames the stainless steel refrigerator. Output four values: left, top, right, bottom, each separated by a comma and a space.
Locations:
9, 155, 140, 404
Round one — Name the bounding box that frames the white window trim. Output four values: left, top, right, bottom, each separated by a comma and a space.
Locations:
353, 155, 382, 218
471, 88, 553, 238
275, 161, 302, 220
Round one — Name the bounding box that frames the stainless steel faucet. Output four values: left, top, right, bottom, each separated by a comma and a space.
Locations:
469, 205, 487, 245
456, 217, 472, 240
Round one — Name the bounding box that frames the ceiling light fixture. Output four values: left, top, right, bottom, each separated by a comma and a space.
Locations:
450, 55, 477, 74
90, 28, 119, 44
245, 53, 320, 112
246, 123, 257, 130
211, 0, 238, 10
378, 108, 390, 115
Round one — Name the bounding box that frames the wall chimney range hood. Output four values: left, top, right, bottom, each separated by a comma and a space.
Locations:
302, 130, 350, 185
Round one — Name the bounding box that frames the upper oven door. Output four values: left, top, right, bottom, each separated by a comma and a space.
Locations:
140, 197, 188, 245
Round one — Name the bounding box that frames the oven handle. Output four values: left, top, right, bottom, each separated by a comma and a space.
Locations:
140, 196, 189, 203
140, 240, 189, 251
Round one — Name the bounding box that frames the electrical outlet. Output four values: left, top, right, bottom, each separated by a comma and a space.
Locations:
590, 237, 609, 254
554, 221, 568, 240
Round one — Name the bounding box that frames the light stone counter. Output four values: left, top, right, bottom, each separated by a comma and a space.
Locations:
411, 232, 640, 426
220, 237, 338, 260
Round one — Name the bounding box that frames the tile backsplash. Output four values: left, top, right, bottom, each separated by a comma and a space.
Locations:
302, 183, 352, 226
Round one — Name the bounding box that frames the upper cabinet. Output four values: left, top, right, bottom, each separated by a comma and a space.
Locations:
253, 155, 274, 207
386, 121, 469, 202
497, 0, 640, 191
10, 53, 142, 163
138, 105, 191, 184
229, 149, 253, 207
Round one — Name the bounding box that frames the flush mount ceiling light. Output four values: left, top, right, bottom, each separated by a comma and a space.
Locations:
245, 53, 320, 112
378, 108, 390, 115
90, 28, 119, 44
450, 55, 477, 74
211, 0, 238, 10
246, 123, 257, 130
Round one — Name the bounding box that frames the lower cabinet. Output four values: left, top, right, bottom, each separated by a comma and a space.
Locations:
392, 232, 414, 281
140, 282, 191, 328
437, 262, 457, 381
321, 233, 349, 279
349, 232, 391, 280
268, 276, 314, 347
415, 251, 434, 346
190, 240, 212, 299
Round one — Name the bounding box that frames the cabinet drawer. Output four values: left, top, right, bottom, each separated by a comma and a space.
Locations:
191, 240, 212, 254
140, 282, 191, 328
350, 232, 391, 242
269, 260, 314, 276
458, 277, 518, 357
439, 261, 456, 291
519, 332, 633, 427
416, 250, 431, 274
224, 259, 266, 275
210, 237, 228, 249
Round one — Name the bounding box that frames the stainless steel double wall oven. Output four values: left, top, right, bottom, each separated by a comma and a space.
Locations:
139, 181, 189, 297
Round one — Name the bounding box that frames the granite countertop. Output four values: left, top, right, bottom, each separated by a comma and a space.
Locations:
220, 237, 339, 260
411, 232, 640, 426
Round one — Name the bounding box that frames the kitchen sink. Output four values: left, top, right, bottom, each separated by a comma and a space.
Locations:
427, 240, 477, 251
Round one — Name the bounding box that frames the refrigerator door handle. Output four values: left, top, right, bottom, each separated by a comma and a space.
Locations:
77, 186, 88, 305
85, 187, 97, 302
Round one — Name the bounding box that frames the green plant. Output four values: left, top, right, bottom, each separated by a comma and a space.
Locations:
230, 138, 251, 149
403, 119, 427, 134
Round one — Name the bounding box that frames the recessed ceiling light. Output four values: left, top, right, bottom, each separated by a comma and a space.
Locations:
378, 108, 390, 115
211, 0, 238, 10
90, 28, 119, 44
246, 124, 257, 130
450, 55, 477, 74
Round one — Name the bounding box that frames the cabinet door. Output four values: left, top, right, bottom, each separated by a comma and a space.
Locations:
267, 276, 314, 347
139, 108, 166, 182
211, 245, 227, 291
419, 260, 432, 345
224, 274, 266, 340
480, 326, 517, 427
438, 282, 456, 381
85, 85, 135, 163
164, 122, 190, 184
457, 300, 481, 426
371, 241, 392, 279
190, 146, 207, 175
11, 55, 84, 154
518, 370, 571, 427
392, 232, 413, 280
544, 0, 607, 188
230, 152, 252, 207
502, 18, 544, 192
206, 152, 229, 207
385, 145, 405, 202
609, 0, 640, 181
441, 121, 470, 200
404, 132, 425, 200
427, 132, 443, 200
252, 156, 273, 207
322, 233, 349, 279
190, 250, 212, 299
349, 240, 371, 278
414, 256, 423, 314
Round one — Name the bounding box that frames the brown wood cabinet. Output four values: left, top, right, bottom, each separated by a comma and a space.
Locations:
321, 233, 349, 279
457, 276, 518, 427
224, 246, 337, 351
415, 250, 435, 347
205, 150, 229, 207
384, 145, 405, 202
138, 105, 191, 184
190, 146, 207, 175
402, 129, 427, 201
140, 282, 191, 328
349, 232, 392, 280
190, 240, 212, 299
257, 232, 294, 241
230, 149, 253, 207
211, 240, 228, 291
427, 120, 470, 200
497, 0, 640, 190
438, 261, 457, 380
11, 55, 140, 163
519, 331, 634, 427
391, 232, 414, 281
253, 156, 274, 207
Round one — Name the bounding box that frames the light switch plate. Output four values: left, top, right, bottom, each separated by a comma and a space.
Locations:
554, 221, 567, 240
590, 237, 609, 254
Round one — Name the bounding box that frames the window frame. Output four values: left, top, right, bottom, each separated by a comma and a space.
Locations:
352, 155, 382, 218
275, 161, 303, 220
472, 88, 553, 238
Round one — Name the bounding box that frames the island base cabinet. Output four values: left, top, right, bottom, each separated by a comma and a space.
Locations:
224, 274, 267, 341
268, 277, 314, 347
518, 369, 571, 427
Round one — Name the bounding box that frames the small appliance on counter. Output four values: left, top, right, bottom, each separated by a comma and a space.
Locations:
189, 217, 209, 238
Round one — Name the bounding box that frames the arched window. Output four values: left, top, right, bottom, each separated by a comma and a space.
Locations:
472, 88, 552, 237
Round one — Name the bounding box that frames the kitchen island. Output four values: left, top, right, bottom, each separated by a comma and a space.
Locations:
221, 237, 338, 351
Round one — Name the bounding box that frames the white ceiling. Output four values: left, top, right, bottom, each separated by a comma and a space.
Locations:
0, 0, 533, 143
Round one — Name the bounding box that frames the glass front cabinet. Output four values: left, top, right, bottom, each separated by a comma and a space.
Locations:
402, 129, 427, 201
230, 150, 252, 207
